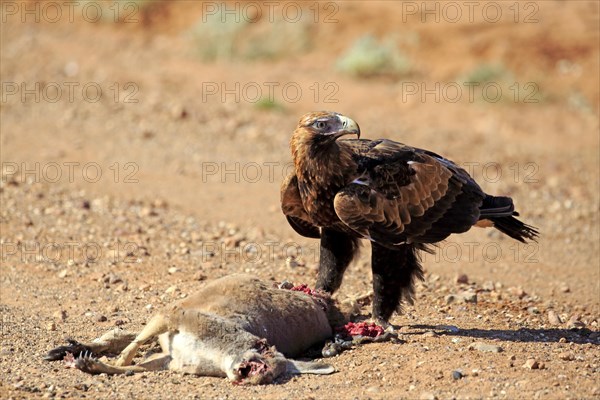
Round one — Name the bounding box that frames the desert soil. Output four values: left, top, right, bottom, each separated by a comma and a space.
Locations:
1, 1, 599, 399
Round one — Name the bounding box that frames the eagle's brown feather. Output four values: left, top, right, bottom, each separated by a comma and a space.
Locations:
281, 173, 321, 238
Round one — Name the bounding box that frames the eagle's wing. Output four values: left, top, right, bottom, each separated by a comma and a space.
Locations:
281, 171, 321, 238
334, 139, 485, 246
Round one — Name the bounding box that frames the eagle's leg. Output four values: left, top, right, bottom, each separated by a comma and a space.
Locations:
371, 243, 424, 324
315, 229, 359, 293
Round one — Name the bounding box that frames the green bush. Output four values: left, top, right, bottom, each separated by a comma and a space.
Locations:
464, 63, 512, 84
336, 35, 412, 78
189, 11, 311, 61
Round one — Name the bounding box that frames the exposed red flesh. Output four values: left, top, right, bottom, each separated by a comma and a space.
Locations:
337, 321, 384, 338
290, 283, 316, 295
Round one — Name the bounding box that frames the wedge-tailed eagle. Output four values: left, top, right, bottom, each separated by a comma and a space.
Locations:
281, 111, 538, 324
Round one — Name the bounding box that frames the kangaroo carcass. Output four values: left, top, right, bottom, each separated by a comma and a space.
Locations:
45, 274, 355, 384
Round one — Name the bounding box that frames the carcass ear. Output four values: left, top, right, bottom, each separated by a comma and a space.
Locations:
286, 360, 335, 375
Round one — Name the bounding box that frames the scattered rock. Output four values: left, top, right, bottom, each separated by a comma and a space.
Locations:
103, 273, 122, 285
63, 61, 79, 77
567, 315, 585, 329
446, 291, 477, 304
53, 310, 67, 321
139, 284, 151, 291
434, 325, 460, 333
548, 310, 562, 325
460, 290, 478, 303
455, 274, 469, 284
73, 383, 89, 391
278, 281, 294, 290
420, 392, 438, 400
96, 315, 107, 322
170, 104, 188, 120
510, 287, 527, 299
523, 359, 545, 369
452, 370, 463, 380
558, 352, 575, 361
468, 342, 503, 353
527, 307, 540, 315
193, 271, 207, 281
445, 294, 458, 304
165, 285, 179, 295
286, 256, 300, 268
46, 321, 56, 331
168, 267, 179, 274
560, 285, 571, 293
142, 130, 155, 140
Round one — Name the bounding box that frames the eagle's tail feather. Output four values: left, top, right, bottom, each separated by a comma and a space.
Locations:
491, 215, 539, 243
479, 195, 538, 243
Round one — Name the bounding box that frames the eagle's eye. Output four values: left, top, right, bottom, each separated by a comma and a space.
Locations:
313, 120, 327, 130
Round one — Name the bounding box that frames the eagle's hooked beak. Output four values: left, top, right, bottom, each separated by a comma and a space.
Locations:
335, 115, 360, 140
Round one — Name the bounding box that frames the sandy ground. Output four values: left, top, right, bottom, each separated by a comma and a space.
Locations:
1, 1, 599, 399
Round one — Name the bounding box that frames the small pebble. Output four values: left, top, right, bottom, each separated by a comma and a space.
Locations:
53, 310, 67, 321
278, 281, 294, 290
567, 315, 585, 329
468, 342, 503, 353
434, 325, 460, 333
558, 352, 574, 361
523, 359, 544, 369
165, 285, 179, 294
455, 274, 469, 284
286, 256, 300, 268
548, 310, 562, 325
193, 271, 207, 281
96, 315, 107, 322
510, 287, 527, 299
445, 294, 458, 304
452, 370, 463, 380
170, 104, 188, 120
64, 61, 79, 77
460, 291, 477, 303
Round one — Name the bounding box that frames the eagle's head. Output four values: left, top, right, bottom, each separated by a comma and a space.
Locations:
290, 111, 361, 182
292, 112, 361, 151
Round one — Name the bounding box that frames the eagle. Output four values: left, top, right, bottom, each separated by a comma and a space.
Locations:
281, 111, 538, 325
